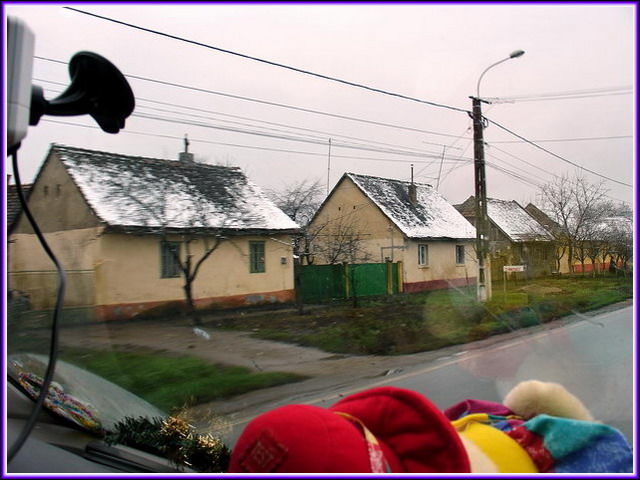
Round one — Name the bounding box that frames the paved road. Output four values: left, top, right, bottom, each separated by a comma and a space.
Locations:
222, 304, 634, 445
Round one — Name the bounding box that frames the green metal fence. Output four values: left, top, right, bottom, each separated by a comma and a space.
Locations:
297, 262, 402, 303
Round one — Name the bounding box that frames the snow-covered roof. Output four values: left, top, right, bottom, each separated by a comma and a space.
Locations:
346, 173, 476, 240
487, 199, 553, 242
52, 145, 299, 234
455, 196, 554, 242
592, 216, 633, 242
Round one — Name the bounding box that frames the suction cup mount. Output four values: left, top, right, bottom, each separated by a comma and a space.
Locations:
30, 51, 134, 133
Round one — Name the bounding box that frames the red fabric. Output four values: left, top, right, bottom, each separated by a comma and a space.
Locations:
508, 426, 555, 473
230, 404, 375, 472
229, 386, 471, 473
330, 387, 470, 473
444, 399, 515, 420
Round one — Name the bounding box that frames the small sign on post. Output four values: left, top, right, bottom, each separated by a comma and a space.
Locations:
503, 265, 526, 295
503, 265, 526, 273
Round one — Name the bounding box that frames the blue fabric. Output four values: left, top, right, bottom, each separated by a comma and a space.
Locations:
554, 430, 633, 473
523, 415, 633, 473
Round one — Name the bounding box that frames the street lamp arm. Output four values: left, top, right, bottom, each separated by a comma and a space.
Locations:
476, 50, 525, 99
476, 58, 510, 99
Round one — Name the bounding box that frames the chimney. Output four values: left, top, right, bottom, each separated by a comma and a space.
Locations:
179, 134, 194, 163
408, 164, 418, 205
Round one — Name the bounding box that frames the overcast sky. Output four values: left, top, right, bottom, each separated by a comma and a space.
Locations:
4, 3, 636, 208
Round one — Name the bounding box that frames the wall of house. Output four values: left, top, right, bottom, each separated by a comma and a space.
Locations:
8, 228, 102, 310
8, 227, 295, 320
93, 232, 295, 320
13, 153, 100, 234
402, 240, 477, 292
310, 177, 405, 264
310, 177, 477, 292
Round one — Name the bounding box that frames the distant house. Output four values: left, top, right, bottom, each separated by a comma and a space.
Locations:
524, 204, 631, 274
8, 144, 299, 321
455, 196, 555, 279
524, 203, 570, 274
6, 183, 33, 234
573, 216, 633, 274
308, 173, 477, 293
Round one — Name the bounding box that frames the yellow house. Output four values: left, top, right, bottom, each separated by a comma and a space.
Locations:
8, 145, 300, 321
455, 197, 556, 279
308, 173, 477, 293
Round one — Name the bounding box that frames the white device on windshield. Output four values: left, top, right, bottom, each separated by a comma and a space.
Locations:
6, 16, 35, 152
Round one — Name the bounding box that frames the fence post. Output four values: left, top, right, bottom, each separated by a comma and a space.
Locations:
342, 262, 350, 299
397, 261, 404, 293
386, 259, 393, 295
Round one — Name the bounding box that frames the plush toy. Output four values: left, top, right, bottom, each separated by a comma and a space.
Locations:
229, 381, 632, 473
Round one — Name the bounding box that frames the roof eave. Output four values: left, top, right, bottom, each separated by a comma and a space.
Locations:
103, 225, 300, 236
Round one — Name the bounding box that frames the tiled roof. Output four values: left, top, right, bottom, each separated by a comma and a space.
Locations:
52, 144, 299, 234
455, 196, 553, 242
486, 199, 553, 242
346, 173, 476, 240
524, 203, 562, 236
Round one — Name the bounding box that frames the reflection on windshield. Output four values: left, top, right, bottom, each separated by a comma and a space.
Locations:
8, 353, 165, 432
5, 3, 634, 474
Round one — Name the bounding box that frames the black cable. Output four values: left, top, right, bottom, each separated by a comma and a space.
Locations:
40, 119, 470, 165
35, 58, 470, 139
63, 7, 469, 114
7, 147, 66, 463
490, 135, 632, 144
486, 117, 633, 188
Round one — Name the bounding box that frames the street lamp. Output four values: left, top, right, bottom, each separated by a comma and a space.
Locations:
472, 49, 524, 302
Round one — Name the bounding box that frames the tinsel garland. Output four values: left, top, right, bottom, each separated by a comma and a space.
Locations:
104, 415, 230, 473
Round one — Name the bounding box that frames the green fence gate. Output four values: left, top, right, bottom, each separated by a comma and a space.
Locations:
297, 262, 402, 303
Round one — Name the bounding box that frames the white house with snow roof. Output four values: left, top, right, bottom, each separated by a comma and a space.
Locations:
8, 144, 299, 321
455, 196, 556, 279
308, 173, 478, 293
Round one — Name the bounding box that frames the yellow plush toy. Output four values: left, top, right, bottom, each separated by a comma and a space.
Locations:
230, 381, 632, 473
446, 380, 630, 473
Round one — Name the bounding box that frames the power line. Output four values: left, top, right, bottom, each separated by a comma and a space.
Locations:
130, 111, 474, 161
133, 102, 457, 156
41, 118, 468, 166
489, 135, 633, 144
40, 118, 631, 206
486, 85, 633, 104
34, 57, 471, 140
36, 77, 460, 157
64, 7, 469, 114
486, 117, 633, 188
485, 160, 545, 189
486, 143, 560, 178
487, 92, 633, 104
485, 155, 632, 205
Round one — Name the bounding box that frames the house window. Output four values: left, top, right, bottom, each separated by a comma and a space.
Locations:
250, 241, 266, 273
160, 241, 181, 278
455, 245, 465, 265
418, 244, 429, 266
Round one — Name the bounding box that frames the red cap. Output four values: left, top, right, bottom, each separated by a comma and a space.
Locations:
229, 386, 471, 473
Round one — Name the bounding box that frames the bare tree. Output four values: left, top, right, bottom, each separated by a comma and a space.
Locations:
268, 179, 324, 226
539, 174, 609, 274
101, 174, 228, 326
310, 215, 372, 265
598, 215, 633, 274
268, 179, 325, 265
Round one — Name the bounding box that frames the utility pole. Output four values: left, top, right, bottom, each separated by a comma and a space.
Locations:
326, 138, 332, 196
471, 96, 490, 302
436, 145, 446, 191
471, 49, 524, 302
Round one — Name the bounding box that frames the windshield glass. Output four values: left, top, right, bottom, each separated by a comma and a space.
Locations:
4, 3, 635, 475
8, 353, 165, 432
